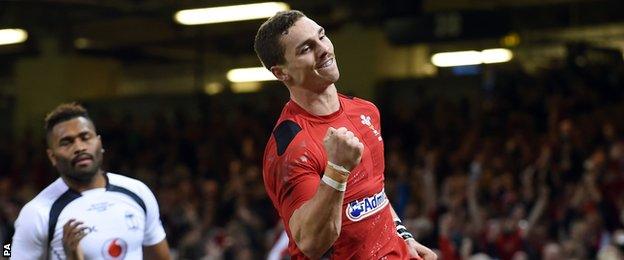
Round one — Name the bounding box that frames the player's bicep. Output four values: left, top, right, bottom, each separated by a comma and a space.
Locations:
276, 152, 322, 223
11, 205, 47, 259
143, 239, 171, 260
139, 183, 167, 246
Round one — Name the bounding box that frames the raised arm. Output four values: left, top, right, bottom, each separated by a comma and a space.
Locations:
288, 127, 363, 259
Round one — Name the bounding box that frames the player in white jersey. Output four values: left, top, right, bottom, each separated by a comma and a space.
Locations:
10, 103, 170, 260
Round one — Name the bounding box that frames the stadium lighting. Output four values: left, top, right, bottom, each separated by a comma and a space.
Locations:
174, 2, 290, 25
227, 67, 277, 83
431, 50, 482, 67
204, 82, 224, 95
431, 48, 513, 67
481, 48, 513, 64
0, 29, 28, 45
231, 82, 262, 93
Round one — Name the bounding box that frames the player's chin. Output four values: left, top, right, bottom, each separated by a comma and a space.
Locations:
321, 70, 339, 84
315, 64, 339, 78
69, 168, 98, 181
330, 70, 340, 82
73, 163, 94, 172
325, 64, 339, 78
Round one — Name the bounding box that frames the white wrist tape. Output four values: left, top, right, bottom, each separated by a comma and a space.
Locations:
322, 175, 347, 191
327, 161, 350, 175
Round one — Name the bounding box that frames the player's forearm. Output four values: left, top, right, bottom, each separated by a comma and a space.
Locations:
143, 239, 172, 260
390, 205, 399, 220
289, 167, 347, 258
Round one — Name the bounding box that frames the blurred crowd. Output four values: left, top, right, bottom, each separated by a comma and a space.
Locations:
1, 62, 624, 260
380, 63, 624, 260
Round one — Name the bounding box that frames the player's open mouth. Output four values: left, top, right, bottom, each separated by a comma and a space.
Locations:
316, 58, 334, 69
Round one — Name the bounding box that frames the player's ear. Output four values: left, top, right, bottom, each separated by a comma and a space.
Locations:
46, 148, 57, 166
98, 135, 105, 154
270, 65, 290, 82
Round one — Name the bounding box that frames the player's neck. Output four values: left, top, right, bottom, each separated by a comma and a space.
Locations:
62, 170, 107, 192
289, 84, 340, 116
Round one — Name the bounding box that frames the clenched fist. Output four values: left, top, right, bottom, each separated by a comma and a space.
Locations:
323, 127, 364, 172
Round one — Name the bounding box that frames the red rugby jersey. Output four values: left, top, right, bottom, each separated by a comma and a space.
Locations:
263, 94, 411, 259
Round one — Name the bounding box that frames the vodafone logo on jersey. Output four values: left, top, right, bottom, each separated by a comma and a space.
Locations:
101, 238, 128, 259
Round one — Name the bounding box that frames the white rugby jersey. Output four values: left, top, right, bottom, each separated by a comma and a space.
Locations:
11, 173, 166, 260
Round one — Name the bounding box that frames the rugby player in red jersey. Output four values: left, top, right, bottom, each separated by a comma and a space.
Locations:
255, 10, 437, 260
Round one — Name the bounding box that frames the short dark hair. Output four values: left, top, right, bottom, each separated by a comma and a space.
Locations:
44, 102, 92, 144
254, 10, 306, 70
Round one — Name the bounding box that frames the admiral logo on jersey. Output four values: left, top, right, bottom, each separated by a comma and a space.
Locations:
346, 189, 388, 222
101, 238, 127, 260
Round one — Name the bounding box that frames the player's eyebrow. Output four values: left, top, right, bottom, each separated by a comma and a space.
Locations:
58, 130, 91, 144
295, 27, 325, 52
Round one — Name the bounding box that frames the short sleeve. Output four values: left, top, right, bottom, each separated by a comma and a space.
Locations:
11, 202, 47, 260
277, 149, 321, 221
268, 139, 323, 224
138, 183, 166, 246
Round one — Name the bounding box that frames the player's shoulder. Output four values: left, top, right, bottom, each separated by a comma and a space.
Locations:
16, 199, 48, 223
107, 172, 143, 184
24, 178, 69, 210
107, 172, 151, 194
15, 179, 67, 225
274, 119, 304, 153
